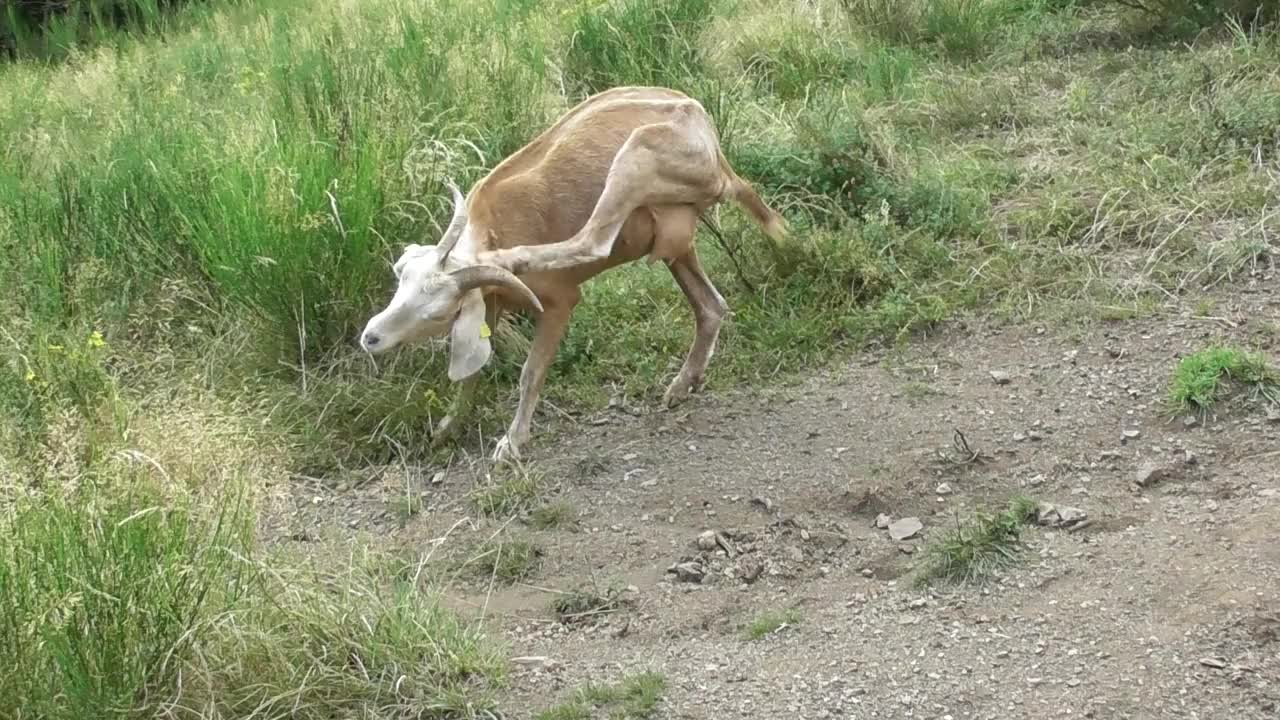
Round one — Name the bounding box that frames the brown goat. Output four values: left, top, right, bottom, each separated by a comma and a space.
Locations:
360, 86, 786, 462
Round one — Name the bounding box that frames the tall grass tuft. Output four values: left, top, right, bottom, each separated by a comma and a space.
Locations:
0, 476, 252, 719
0, 474, 508, 719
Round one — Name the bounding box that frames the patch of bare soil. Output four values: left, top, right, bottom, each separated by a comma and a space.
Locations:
264, 274, 1280, 718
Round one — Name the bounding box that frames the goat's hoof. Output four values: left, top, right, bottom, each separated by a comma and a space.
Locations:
663, 375, 703, 408
491, 435, 522, 464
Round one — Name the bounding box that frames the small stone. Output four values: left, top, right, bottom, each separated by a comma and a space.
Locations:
430, 471, 445, 485
1122, 429, 1141, 441
861, 568, 875, 578
1260, 488, 1280, 498
1267, 407, 1280, 423
1035, 502, 1086, 528
738, 557, 764, 583
888, 517, 923, 541
670, 562, 705, 583
1135, 461, 1172, 487
1182, 416, 1199, 428
990, 370, 1012, 385
909, 598, 928, 609
936, 483, 954, 495
875, 513, 893, 529
512, 656, 559, 670
1057, 506, 1087, 525
696, 530, 718, 551
1028, 430, 1045, 441
1198, 657, 1228, 669
800, 529, 812, 541
1013, 431, 1028, 442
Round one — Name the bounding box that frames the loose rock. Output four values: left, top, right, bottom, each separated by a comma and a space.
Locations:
512, 656, 559, 671
888, 517, 923, 541
990, 370, 1012, 385
696, 530, 718, 551
875, 513, 893, 529
1135, 460, 1174, 488
670, 561, 705, 583
936, 483, 953, 495
1036, 502, 1088, 528
737, 556, 763, 583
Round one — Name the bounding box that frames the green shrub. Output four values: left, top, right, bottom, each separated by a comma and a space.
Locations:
562, 0, 718, 98
838, 0, 1014, 60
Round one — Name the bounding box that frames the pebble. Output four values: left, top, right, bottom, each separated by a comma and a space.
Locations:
670, 562, 705, 583
990, 370, 1012, 385
889, 517, 923, 541
697, 530, 718, 551
1135, 461, 1173, 488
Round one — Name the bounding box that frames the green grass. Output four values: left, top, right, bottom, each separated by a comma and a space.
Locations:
914, 496, 1040, 587
743, 608, 803, 640
534, 672, 668, 720
470, 463, 546, 518
528, 500, 578, 530
464, 535, 543, 585
551, 584, 627, 624
3, 0, 1278, 474
1166, 346, 1279, 415
0, 475, 507, 720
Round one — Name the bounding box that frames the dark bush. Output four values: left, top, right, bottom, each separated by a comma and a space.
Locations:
2, 0, 208, 58
1097, 0, 1278, 29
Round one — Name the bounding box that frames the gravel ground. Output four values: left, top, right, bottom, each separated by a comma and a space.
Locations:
265, 272, 1280, 719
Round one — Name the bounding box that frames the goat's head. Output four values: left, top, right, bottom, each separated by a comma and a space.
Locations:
359, 181, 543, 381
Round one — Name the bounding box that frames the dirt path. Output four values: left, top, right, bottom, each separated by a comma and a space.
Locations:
267, 276, 1280, 719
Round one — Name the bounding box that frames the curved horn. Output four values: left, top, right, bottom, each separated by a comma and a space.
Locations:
436, 180, 468, 261
449, 265, 544, 313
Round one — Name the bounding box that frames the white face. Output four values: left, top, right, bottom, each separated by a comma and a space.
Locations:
360, 244, 464, 354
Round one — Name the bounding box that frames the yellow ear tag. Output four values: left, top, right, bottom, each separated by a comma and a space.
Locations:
479, 322, 491, 339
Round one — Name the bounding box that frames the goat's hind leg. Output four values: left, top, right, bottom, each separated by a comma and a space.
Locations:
484, 115, 725, 274
664, 247, 728, 408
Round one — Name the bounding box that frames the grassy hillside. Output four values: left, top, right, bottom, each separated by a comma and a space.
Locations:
0, 0, 1277, 716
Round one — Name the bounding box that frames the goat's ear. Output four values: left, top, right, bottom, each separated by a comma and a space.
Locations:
393, 244, 421, 276
447, 289, 492, 382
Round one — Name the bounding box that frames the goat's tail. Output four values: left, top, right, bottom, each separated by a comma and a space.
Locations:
718, 151, 787, 243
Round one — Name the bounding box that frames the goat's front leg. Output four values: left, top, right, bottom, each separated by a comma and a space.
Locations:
664, 248, 727, 407
492, 301, 576, 464
430, 374, 478, 449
